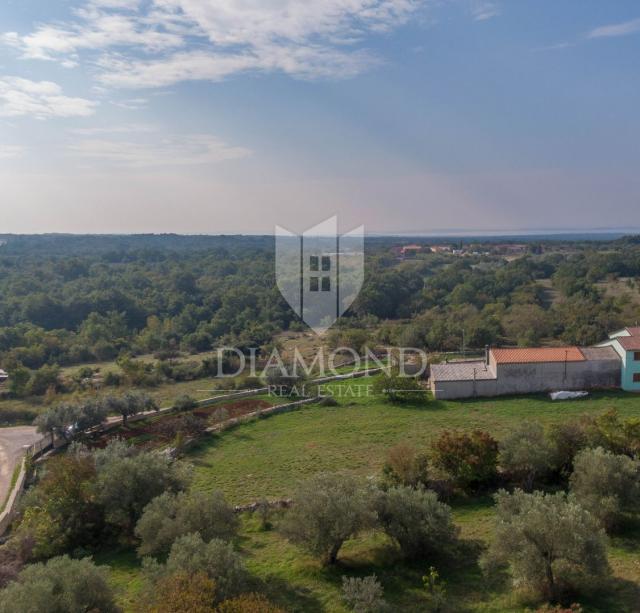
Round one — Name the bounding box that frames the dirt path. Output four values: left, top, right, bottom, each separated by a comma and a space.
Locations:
0, 427, 41, 505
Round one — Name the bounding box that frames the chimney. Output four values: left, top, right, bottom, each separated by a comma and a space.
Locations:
485, 345, 490, 366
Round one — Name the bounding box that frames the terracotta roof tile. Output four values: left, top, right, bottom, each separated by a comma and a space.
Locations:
491, 347, 585, 365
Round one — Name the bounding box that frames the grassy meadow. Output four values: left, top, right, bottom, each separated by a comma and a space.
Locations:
99, 377, 640, 612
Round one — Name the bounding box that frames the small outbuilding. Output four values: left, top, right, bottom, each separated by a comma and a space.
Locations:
431, 345, 621, 400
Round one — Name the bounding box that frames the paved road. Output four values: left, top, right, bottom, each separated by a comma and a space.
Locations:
0, 427, 41, 505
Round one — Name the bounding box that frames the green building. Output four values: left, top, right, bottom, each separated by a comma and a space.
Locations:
597, 327, 640, 392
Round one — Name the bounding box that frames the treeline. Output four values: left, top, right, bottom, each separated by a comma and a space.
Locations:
2, 236, 640, 373
0, 241, 294, 369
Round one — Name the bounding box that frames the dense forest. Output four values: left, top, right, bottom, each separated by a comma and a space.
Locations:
1, 234, 640, 378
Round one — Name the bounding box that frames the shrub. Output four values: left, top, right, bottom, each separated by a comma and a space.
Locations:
17, 453, 101, 559
341, 575, 388, 613
422, 566, 447, 613
0, 535, 34, 589
430, 430, 498, 491
0, 555, 118, 613
143, 571, 216, 613
548, 419, 590, 477
282, 473, 376, 565
216, 593, 286, 613
136, 490, 238, 556
375, 486, 458, 561
173, 394, 197, 411
318, 396, 339, 407
569, 447, 640, 531
585, 409, 640, 457
481, 489, 609, 601
145, 533, 248, 602
498, 421, 555, 490
373, 371, 426, 403
381, 443, 429, 488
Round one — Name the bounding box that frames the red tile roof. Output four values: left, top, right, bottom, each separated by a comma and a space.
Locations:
491, 347, 586, 365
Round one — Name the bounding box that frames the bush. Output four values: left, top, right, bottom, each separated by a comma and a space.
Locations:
282, 473, 376, 565
145, 533, 248, 603
216, 593, 286, 613
0, 535, 34, 589
430, 430, 498, 492
341, 575, 388, 613
569, 447, 640, 531
17, 453, 101, 559
0, 555, 118, 613
173, 394, 197, 411
373, 371, 426, 403
585, 409, 640, 457
498, 421, 555, 490
381, 443, 429, 488
142, 571, 216, 613
318, 396, 339, 407
481, 489, 609, 601
548, 419, 590, 477
136, 490, 238, 556
375, 486, 458, 561
422, 566, 447, 612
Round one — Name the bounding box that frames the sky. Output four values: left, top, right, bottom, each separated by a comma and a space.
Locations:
1, 0, 639, 235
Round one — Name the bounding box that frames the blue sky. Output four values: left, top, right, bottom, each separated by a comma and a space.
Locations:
1, 0, 639, 234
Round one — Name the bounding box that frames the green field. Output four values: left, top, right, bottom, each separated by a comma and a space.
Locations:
100, 378, 640, 612
189, 379, 640, 503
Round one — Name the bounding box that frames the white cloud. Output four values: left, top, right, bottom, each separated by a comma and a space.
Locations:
68, 132, 252, 167
3, 0, 423, 87
0, 77, 97, 119
471, 1, 500, 21
588, 18, 640, 39
0, 144, 26, 159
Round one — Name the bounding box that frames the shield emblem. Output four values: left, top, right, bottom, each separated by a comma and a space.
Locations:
276, 216, 364, 335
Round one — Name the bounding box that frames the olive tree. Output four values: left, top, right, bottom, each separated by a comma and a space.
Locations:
481, 489, 609, 601
136, 490, 238, 556
282, 473, 376, 565
498, 421, 555, 490
144, 533, 248, 603
0, 555, 118, 613
375, 486, 458, 560
94, 440, 190, 533
105, 391, 157, 424
570, 447, 640, 531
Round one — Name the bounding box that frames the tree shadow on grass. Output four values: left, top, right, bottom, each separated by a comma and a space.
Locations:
247, 574, 326, 613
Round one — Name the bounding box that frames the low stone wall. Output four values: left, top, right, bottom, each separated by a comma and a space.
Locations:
0, 366, 382, 536
0, 436, 52, 536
